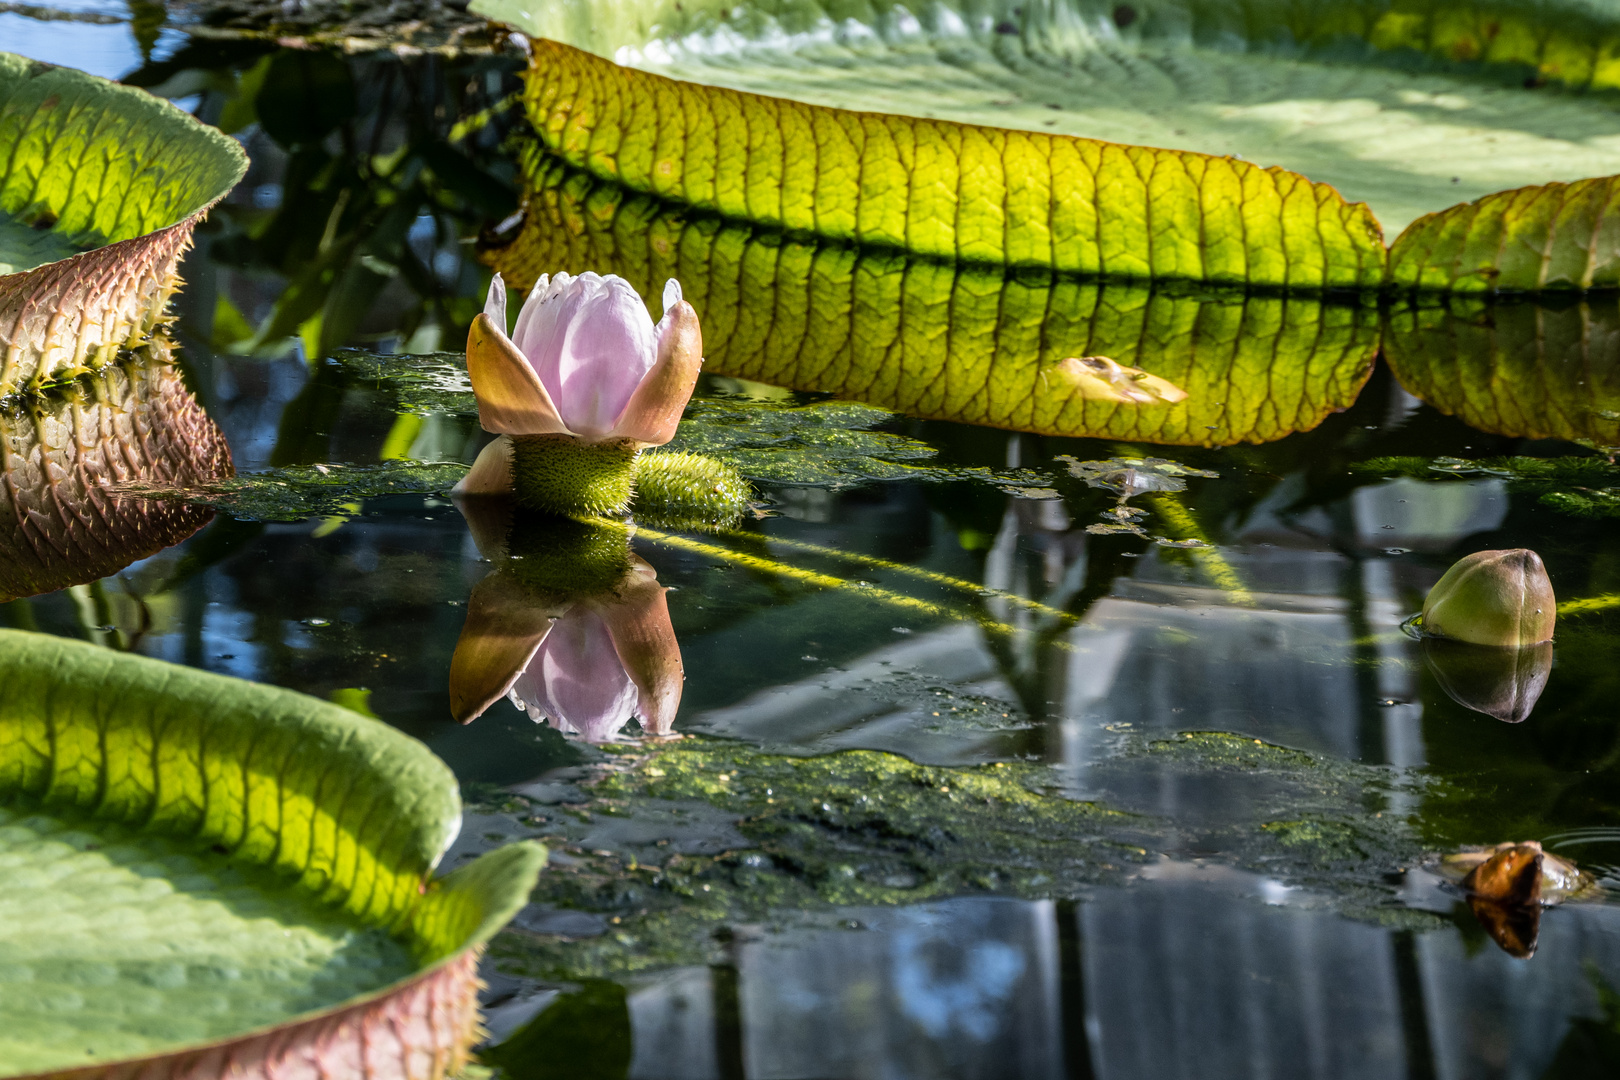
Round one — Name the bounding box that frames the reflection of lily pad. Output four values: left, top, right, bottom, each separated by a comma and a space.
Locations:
484, 165, 1380, 446
0, 54, 247, 392
0, 341, 233, 602
1382, 300, 1620, 447
0, 630, 545, 1078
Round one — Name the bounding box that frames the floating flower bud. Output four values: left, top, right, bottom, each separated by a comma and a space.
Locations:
1440, 841, 1594, 905
1422, 638, 1553, 724
455, 271, 703, 515
449, 508, 683, 741
1049, 356, 1188, 406
1420, 549, 1556, 647
1438, 841, 1597, 956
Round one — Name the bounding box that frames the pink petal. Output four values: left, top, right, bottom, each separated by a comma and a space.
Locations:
485, 272, 508, 334
448, 570, 564, 724
511, 273, 658, 439
452, 436, 515, 498
512, 606, 639, 741
596, 556, 684, 734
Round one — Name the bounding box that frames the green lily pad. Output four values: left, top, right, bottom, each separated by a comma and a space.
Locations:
475, 0, 1620, 242
0, 53, 247, 393
0, 630, 546, 1078
485, 163, 1380, 445
0, 342, 233, 603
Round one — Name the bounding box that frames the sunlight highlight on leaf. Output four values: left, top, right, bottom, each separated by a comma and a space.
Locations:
523, 39, 1386, 290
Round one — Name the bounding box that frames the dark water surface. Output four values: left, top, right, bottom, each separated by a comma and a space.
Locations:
10, 15, 1620, 1080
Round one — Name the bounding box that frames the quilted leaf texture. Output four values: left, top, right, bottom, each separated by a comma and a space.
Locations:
486, 164, 1381, 446
1390, 176, 1620, 294
524, 40, 1387, 291
0, 340, 233, 602
0, 631, 547, 1080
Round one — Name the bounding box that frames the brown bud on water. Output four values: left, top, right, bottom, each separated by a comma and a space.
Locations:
1422, 637, 1553, 723
1462, 842, 1545, 906
1421, 549, 1556, 647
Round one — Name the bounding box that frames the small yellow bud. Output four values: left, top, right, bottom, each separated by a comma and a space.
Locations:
1421, 549, 1555, 647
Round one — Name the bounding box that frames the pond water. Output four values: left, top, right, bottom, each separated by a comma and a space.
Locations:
9, 10, 1620, 1080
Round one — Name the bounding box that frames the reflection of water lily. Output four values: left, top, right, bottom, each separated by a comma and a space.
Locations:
1420, 549, 1555, 647
449, 520, 682, 741
455, 271, 704, 513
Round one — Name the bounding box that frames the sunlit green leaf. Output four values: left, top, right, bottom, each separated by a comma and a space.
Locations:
477, 0, 1620, 239
1389, 175, 1620, 293
520, 38, 1385, 289
1382, 299, 1620, 447
0, 52, 247, 391
486, 164, 1381, 445
0, 629, 545, 1077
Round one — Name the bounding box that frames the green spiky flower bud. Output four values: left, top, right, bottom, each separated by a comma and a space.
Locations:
510, 433, 641, 516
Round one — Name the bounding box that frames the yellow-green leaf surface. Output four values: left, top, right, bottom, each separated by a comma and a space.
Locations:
487, 165, 1380, 445
0, 53, 244, 268
524, 38, 1386, 290
480, 0, 1620, 239
1382, 299, 1620, 448
1389, 175, 1620, 292
0, 629, 545, 1076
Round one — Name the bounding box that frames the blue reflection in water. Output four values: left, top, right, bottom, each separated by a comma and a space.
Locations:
892, 923, 1027, 1041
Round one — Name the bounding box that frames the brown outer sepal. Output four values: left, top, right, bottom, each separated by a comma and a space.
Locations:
608, 299, 703, 447
466, 312, 574, 436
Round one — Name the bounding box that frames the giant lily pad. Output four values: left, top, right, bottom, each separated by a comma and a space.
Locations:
0, 630, 545, 1078
0, 339, 233, 603
0, 54, 247, 393
484, 164, 1380, 445
477, 0, 1620, 242
1382, 299, 1620, 449
1390, 175, 1620, 294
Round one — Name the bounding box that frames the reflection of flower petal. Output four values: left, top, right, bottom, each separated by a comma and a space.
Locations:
519, 605, 640, 740
1422, 637, 1552, 723
448, 569, 568, 724
1467, 896, 1540, 958
594, 555, 685, 734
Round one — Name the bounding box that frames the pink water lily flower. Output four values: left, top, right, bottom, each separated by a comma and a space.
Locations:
449, 554, 683, 741
455, 272, 703, 496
